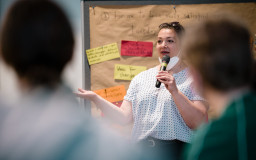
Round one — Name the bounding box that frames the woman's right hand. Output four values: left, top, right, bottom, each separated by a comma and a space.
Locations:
75, 88, 97, 101
76, 88, 133, 125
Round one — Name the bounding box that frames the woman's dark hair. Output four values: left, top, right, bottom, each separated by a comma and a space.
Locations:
158, 21, 185, 38
185, 17, 253, 91
0, 0, 74, 87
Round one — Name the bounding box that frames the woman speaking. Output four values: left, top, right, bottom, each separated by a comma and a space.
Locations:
76, 22, 208, 160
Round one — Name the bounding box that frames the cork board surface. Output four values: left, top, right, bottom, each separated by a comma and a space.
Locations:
88, 3, 256, 122
89, 3, 256, 91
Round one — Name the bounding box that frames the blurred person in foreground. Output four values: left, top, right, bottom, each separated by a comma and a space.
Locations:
183, 15, 256, 160
0, 0, 140, 159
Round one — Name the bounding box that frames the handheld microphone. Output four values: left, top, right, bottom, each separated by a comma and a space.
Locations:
155, 55, 170, 88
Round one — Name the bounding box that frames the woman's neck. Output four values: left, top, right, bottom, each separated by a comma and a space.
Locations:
157, 60, 186, 74
168, 61, 186, 74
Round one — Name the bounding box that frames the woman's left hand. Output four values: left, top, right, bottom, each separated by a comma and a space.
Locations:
156, 71, 178, 94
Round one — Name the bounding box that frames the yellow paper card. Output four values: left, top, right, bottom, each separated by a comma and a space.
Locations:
114, 64, 147, 80
86, 43, 120, 65
93, 85, 126, 102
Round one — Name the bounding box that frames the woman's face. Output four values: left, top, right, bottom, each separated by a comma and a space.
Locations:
156, 28, 180, 59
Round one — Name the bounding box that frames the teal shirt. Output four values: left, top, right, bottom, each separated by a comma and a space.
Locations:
184, 91, 256, 160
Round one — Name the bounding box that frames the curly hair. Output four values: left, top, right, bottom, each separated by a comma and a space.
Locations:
158, 21, 185, 38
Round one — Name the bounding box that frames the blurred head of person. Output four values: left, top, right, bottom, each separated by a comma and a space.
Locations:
156, 22, 185, 59
0, 0, 74, 90
184, 15, 254, 111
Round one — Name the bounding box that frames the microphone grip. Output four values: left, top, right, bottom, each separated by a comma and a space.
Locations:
155, 65, 167, 88
155, 80, 161, 88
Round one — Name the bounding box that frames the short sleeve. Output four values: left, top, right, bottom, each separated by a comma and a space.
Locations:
179, 73, 206, 102
124, 76, 138, 103
190, 84, 206, 101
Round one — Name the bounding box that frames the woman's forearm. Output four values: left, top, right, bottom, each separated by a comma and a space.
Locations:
171, 90, 208, 129
92, 95, 133, 125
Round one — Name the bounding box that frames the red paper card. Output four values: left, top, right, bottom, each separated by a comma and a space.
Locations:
112, 101, 123, 107
121, 40, 153, 57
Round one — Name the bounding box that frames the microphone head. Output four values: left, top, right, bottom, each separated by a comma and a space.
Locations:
162, 55, 170, 64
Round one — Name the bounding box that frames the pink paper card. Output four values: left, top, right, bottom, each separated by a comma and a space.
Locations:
121, 40, 153, 57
